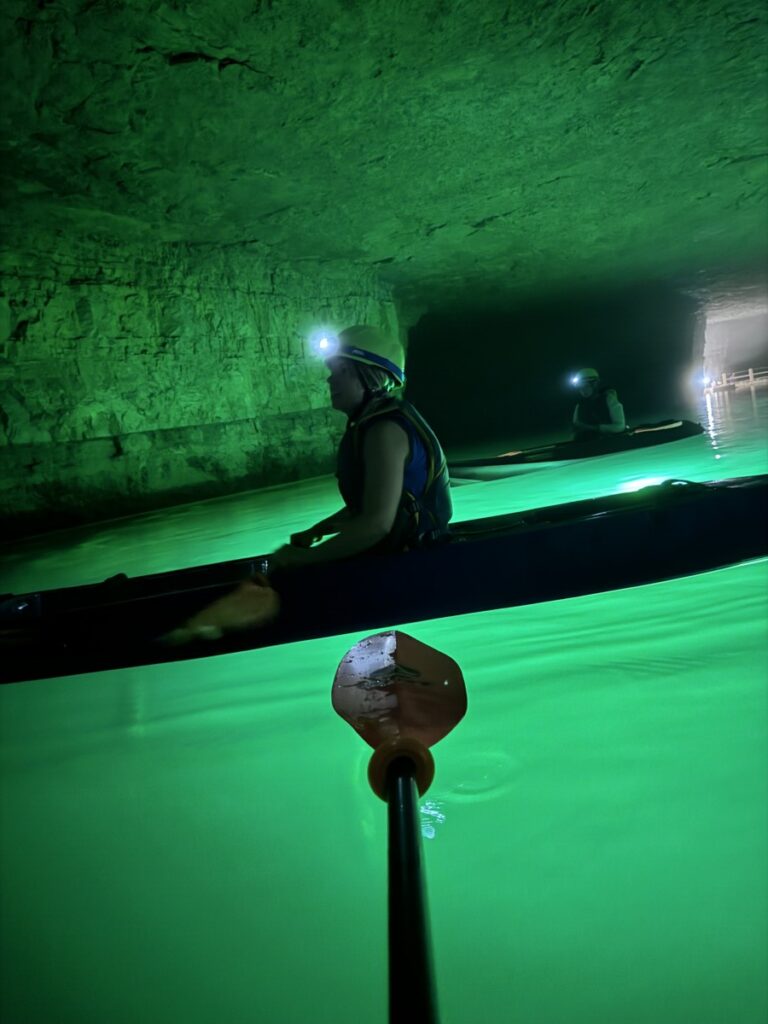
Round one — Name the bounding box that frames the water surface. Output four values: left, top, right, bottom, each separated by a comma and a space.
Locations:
1, 389, 766, 1024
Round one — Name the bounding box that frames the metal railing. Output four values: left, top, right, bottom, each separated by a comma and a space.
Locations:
704, 367, 768, 392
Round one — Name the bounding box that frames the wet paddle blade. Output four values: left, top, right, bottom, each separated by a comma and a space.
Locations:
332, 630, 467, 749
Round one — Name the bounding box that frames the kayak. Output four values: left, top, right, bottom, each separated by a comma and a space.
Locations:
448, 419, 705, 480
1, 474, 766, 685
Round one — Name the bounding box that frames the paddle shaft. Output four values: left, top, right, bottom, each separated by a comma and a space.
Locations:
387, 757, 439, 1024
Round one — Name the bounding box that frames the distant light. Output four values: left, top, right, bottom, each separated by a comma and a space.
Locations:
570, 375, 579, 386
618, 476, 669, 493
703, 376, 712, 386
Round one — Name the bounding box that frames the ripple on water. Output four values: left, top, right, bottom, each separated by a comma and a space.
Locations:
447, 749, 519, 802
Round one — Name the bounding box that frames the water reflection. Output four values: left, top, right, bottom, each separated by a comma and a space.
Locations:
697, 388, 768, 472
750, 387, 760, 421
704, 392, 718, 447
420, 800, 446, 840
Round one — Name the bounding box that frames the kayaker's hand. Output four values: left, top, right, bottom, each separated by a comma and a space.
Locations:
270, 544, 317, 570
289, 528, 323, 548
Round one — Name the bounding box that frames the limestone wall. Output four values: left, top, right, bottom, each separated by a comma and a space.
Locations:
0, 228, 399, 536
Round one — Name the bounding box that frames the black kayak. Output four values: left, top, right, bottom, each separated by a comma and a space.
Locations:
1, 475, 766, 685
448, 419, 705, 480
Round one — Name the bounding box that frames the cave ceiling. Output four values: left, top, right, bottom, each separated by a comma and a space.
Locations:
1, 0, 766, 312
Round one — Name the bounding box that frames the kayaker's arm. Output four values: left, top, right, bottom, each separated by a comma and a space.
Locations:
290, 508, 350, 547
271, 420, 409, 568
600, 391, 626, 433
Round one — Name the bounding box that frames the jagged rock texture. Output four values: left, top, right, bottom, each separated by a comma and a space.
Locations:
0, 228, 398, 531
2, 0, 765, 299
1, 0, 766, 531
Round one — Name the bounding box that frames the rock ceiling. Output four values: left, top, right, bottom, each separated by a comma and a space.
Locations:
2, 0, 766, 310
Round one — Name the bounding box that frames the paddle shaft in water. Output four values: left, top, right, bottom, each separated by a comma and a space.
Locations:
387, 756, 439, 1024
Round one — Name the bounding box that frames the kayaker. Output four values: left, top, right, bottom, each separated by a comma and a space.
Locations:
571, 368, 626, 440
271, 324, 452, 569
165, 325, 452, 642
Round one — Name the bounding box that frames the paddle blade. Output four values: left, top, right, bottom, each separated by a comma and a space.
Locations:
332, 631, 467, 749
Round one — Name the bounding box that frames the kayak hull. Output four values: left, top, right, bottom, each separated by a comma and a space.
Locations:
449, 420, 705, 480
1, 475, 766, 684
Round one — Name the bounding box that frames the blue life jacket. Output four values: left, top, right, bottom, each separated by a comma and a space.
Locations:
336, 396, 452, 552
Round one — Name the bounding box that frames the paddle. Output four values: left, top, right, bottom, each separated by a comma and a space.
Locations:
332, 631, 467, 1024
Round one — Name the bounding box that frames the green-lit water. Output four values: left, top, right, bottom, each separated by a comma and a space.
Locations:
1, 390, 767, 1024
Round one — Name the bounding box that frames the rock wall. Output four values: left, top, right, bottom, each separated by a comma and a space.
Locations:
0, 227, 399, 537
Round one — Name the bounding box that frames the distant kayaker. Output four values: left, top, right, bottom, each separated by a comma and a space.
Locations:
571, 368, 626, 440
165, 325, 452, 641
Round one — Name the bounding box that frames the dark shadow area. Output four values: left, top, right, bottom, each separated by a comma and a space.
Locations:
406, 282, 701, 453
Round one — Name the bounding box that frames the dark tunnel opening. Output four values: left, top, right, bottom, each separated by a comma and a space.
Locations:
405, 282, 703, 455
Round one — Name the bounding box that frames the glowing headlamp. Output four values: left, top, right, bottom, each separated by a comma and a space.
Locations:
309, 329, 340, 358
571, 372, 598, 387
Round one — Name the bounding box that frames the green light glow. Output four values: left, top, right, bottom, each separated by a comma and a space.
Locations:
0, 392, 766, 1024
